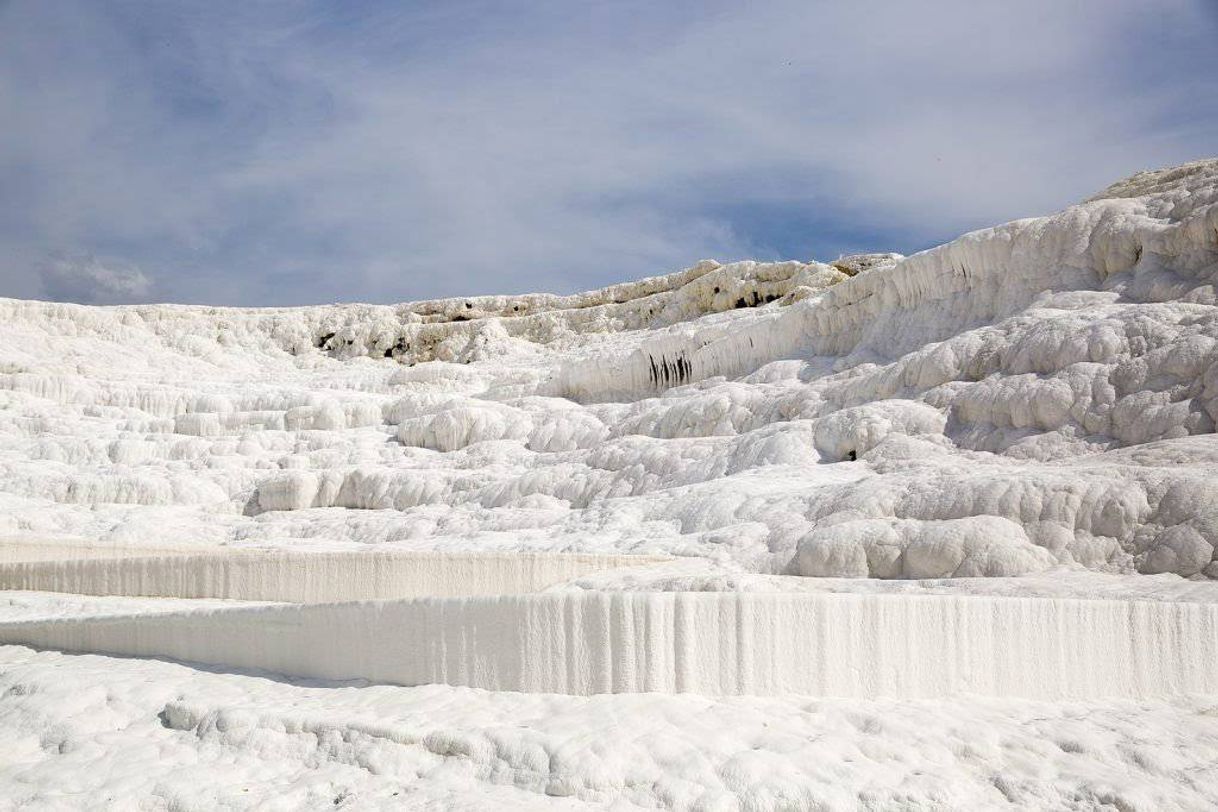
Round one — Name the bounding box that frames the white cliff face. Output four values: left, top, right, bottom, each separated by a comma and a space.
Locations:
4, 591, 1216, 698
0, 159, 1216, 581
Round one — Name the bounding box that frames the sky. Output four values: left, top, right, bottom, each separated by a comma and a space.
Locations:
1, 0, 1216, 306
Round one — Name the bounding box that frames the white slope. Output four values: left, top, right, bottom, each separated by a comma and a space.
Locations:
1, 159, 1217, 581
3, 646, 1218, 811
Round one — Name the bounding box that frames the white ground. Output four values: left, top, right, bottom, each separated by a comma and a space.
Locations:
4, 646, 1218, 812
2, 159, 1218, 807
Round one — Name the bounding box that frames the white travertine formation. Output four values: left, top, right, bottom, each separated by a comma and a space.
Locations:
2, 161, 1217, 580
0, 549, 668, 602
1, 591, 1214, 698
3, 159, 1218, 809
4, 646, 1214, 811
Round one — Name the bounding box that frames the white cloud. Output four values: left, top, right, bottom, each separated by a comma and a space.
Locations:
39, 253, 153, 305
0, 0, 1214, 305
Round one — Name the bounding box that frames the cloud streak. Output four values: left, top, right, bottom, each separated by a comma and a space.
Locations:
40, 252, 153, 305
1, 0, 1215, 305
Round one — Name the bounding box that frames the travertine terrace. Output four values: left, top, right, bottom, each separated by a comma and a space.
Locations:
3, 159, 1218, 809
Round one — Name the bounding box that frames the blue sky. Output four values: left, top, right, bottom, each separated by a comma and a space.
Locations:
2, 0, 1216, 306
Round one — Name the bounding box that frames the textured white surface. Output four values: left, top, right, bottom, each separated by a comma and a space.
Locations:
0, 548, 667, 601
0, 591, 281, 622
3, 159, 1218, 808
3, 646, 1218, 811
3, 591, 1214, 698
0, 160, 1215, 579
566, 556, 1218, 603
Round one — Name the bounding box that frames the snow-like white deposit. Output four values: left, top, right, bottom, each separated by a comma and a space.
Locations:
0, 544, 668, 602
3, 591, 1214, 698
5, 646, 1217, 811
4, 159, 1218, 807
2, 161, 1217, 579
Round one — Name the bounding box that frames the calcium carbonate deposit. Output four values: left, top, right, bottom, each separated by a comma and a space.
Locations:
3, 159, 1218, 809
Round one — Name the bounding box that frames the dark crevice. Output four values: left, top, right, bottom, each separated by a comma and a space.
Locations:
383, 337, 411, 359
647, 351, 693, 388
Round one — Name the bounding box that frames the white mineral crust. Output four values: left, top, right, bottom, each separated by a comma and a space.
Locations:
2, 159, 1218, 808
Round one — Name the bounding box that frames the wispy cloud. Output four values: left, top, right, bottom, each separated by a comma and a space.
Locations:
1, 0, 1215, 305
40, 252, 153, 305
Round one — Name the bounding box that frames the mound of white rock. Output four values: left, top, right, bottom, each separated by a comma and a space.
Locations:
0, 159, 1216, 580
795, 515, 1057, 578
